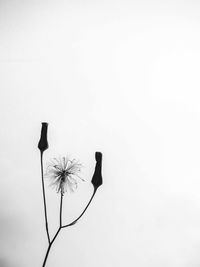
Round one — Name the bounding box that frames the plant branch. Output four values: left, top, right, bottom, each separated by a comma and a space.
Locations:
60, 193, 63, 227
62, 188, 97, 228
42, 186, 64, 266
40, 151, 50, 244
41, 188, 98, 266
42, 227, 61, 267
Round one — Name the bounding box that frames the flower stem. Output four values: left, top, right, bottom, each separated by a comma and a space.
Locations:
42, 191, 63, 266
60, 193, 63, 227
42, 227, 61, 267
40, 151, 50, 244
62, 188, 97, 228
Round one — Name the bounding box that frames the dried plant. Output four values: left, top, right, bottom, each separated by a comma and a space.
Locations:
38, 122, 103, 267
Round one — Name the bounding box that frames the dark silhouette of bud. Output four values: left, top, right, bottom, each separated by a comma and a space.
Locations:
91, 152, 103, 190
38, 122, 49, 152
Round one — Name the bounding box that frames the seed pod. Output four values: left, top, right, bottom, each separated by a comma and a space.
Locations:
38, 122, 49, 152
91, 152, 103, 189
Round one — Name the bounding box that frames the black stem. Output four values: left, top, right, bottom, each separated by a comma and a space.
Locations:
42, 190, 64, 266
62, 188, 97, 228
40, 152, 50, 244
42, 227, 61, 267
60, 193, 63, 228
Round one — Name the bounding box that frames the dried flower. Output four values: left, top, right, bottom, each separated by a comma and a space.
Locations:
46, 157, 83, 195
91, 152, 103, 190
38, 122, 49, 152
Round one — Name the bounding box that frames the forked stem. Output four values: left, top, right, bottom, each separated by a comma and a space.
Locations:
42, 189, 97, 266
42, 192, 63, 267
42, 227, 61, 267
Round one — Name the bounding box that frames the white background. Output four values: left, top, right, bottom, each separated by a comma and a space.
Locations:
1, 0, 200, 266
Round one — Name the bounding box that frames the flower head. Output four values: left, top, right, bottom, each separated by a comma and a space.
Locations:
46, 157, 83, 195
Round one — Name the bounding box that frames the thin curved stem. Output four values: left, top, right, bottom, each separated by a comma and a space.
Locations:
40, 152, 50, 244
62, 188, 97, 228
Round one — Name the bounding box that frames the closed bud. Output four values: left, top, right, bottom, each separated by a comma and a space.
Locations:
91, 152, 103, 189
38, 122, 49, 152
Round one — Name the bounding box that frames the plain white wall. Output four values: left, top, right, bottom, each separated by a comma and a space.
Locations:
1, 0, 200, 266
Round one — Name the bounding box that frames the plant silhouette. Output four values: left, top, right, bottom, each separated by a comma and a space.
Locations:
38, 122, 103, 267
